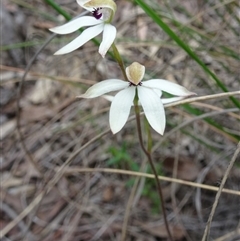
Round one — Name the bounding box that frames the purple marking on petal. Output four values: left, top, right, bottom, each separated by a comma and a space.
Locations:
129, 81, 142, 87
92, 8, 103, 20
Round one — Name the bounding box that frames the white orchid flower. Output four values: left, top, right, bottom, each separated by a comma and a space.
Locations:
50, 0, 117, 57
79, 62, 196, 135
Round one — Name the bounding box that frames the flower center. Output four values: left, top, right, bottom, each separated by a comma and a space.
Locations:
92, 8, 103, 20
129, 81, 142, 87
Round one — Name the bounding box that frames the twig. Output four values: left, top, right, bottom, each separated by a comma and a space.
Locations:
0, 203, 36, 240
214, 227, 240, 241
89, 211, 119, 241
191, 102, 240, 120
0, 192, 44, 239
164, 91, 240, 108
14, 9, 90, 177
152, 108, 239, 153
61, 167, 240, 196
15, 33, 56, 176
121, 160, 147, 241
201, 142, 240, 241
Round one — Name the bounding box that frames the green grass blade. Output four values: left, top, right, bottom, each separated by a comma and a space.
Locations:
44, 0, 71, 21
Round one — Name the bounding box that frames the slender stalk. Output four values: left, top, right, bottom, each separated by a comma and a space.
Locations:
133, 95, 173, 241
145, 117, 153, 152
112, 43, 128, 81
15, 34, 57, 176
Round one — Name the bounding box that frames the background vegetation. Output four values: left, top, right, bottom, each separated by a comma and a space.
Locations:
1, 0, 240, 240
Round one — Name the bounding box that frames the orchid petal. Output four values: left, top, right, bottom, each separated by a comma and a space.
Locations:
103, 95, 141, 106
78, 79, 128, 98
99, 24, 116, 57
102, 95, 114, 102
142, 79, 196, 96
153, 89, 162, 98
161, 96, 186, 104
54, 24, 104, 55
110, 86, 135, 134
138, 86, 166, 135
49, 16, 102, 34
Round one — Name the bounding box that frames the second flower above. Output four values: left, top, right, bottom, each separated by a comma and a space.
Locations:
50, 0, 117, 57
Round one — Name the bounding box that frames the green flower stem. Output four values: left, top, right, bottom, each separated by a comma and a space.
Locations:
133, 92, 173, 241
112, 43, 128, 81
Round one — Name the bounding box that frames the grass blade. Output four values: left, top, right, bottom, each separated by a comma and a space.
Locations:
134, 0, 240, 108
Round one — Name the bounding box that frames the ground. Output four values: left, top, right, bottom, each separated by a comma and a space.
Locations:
1, 0, 240, 240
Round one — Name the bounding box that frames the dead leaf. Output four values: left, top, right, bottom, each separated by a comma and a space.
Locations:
139, 221, 185, 240
33, 20, 55, 30
0, 119, 16, 140
161, 183, 181, 201
28, 78, 54, 104
170, 51, 187, 65
102, 186, 114, 202
1, 191, 22, 213
137, 17, 148, 41
15, 161, 42, 179
2, 174, 23, 188
8, 184, 36, 197
21, 105, 54, 122
163, 157, 199, 181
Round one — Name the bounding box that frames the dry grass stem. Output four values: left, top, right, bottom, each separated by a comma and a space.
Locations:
201, 142, 240, 241
61, 168, 240, 196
